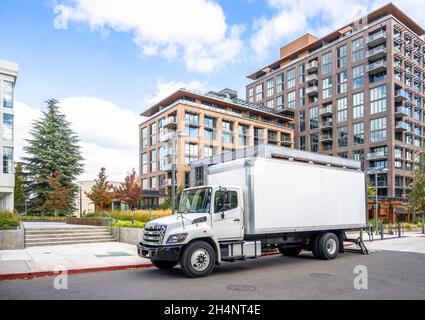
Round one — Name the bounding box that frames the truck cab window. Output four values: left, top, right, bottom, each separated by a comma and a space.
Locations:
214, 190, 238, 213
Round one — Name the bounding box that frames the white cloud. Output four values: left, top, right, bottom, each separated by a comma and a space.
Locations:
143, 80, 208, 106
53, 0, 244, 73
250, 0, 425, 59
14, 98, 140, 182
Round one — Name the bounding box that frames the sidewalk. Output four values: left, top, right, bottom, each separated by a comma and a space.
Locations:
0, 242, 152, 280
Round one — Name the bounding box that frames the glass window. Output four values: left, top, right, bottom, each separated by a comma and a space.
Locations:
2, 114, 13, 140
268, 130, 278, 145
204, 145, 214, 157
204, 116, 216, 129
309, 106, 319, 129
150, 150, 157, 172
141, 153, 148, 174
238, 124, 250, 146
337, 71, 348, 94
287, 91, 296, 110
353, 150, 364, 162
276, 73, 284, 93
337, 97, 348, 122
255, 84, 263, 101
221, 121, 234, 144
214, 190, 238, 213
337, 126, 348, 148
352, 65, 364, 89
353, 92, 364, 119
353, 122, 364, 145
370, 85, 387, 114
150, 122, 157, 145
352, 38, 364, 62
254, 127, 264, 145
142, 179, 147, 190
2, 81, 13, 108
266, 99, 274, 109
248, 87, 254, 102
150, 177, 157, 190
322, 77, 332, 99
3, 147, 13, 174
299, 64, 305, 83
322, 52, 332, 74
370, 118, 387, 142
185, 143, 199, 165
267, 78, 274, 97
287, 68, 296, 89
141, 127, 148, 149
179, 188, 212, 214
299, 111, 306, 132
299, 136, 306, 151
310, 134, 318, 152
337, 45, 348, 68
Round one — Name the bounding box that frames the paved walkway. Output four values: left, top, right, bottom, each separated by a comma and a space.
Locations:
0, 242, 150, 279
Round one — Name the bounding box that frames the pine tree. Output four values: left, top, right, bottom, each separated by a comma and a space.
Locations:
85, 167, 114, 212
22, 99, 83, 214
409, 151, 425, 218
41, 171, 72, 217
14, 163, 26, 213
113, 169, 141, 210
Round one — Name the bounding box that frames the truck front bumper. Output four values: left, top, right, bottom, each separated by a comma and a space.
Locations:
137, 243, 182, 261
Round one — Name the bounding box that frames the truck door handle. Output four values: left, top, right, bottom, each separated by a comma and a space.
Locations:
234, 219, 240, 222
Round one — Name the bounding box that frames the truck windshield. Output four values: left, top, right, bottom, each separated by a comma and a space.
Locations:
178, 188, 211, 214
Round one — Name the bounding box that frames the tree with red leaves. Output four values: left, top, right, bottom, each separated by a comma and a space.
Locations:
113, 169, 142, 210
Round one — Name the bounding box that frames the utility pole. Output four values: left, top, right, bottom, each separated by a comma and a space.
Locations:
79, 186, 83, 218
171, 135, 176, 215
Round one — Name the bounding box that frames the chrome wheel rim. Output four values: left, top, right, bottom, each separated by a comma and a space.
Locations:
191, 249, 210, 272
326, 238, 337, 255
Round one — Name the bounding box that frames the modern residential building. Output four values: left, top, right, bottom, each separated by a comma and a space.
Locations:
246, 3, 425, 199
139, 88, 295, 206
0, 60, 18, 211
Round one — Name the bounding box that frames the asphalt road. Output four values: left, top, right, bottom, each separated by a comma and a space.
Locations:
1, 250, 424, 300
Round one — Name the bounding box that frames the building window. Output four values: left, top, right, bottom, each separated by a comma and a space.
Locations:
310, 134, 318, 152
3, 147, 13, 174
353, 92, 364, 119
299, 111, 306, 132
370, 117, 387, 143
268, 130, 278, 145
299, 88, 305, 106
337, 127, 348, 148
185, 143, 199, 165
238, 124, 250, 146
266, 99, 274, 109
195, 167, 204, 186
254, 127, 264, 145
204, 145, 214, 157
299, 64, 305, 83
267, 78, 274, 97
322, 52, 332, 74
248, 87, 254, 102
185, 113, 199, 138
322, 76, 332, 99
141, 127, 148, 149
142, 179, 147, 190
2, 81, 13, 108
353, 150, 364, 162
150, 122, 157, 145
150, 150, 157, 172
353, 122, 364, 145
2, 114, 13, 141
337, 97, 348, 122
158, 147, 165, 171
141, 153, 148, 174
150, 177, 157, 190
352, 65, 364, 89
370, 85, 387, 114
337, 45, 348, 68
299, 136, 306, 151
222, 120, 234, 144
309, 106, 319, 129
276, 73, 284, 93
352, 38, 364, 62
337, 71, 348, 94
255, 84, 263, 101
287, 68, 296, 89
277, 95, 284, 108
287, 91, 296, 110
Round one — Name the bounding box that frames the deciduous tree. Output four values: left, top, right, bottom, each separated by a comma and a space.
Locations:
409, 151, 425, 219
85, 167, 114, 212
41, 171, 72, 217
113, 169, 141, 210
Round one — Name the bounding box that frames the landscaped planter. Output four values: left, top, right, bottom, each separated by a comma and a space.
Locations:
111, 227, 144, 245
66, 217, 110, 226
0, 229, 24, 250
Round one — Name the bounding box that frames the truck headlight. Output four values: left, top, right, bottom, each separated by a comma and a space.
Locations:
167, 233, 188, 244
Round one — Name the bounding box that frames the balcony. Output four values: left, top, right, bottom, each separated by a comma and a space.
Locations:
306, 86, 319, 96
305, 73, 318, 84
319, 134, 333, 143
280, 136, 294, 146
367, 151, 387, 161
395, 106, 410, 117
320, 121, 333, 130
394, 89, 409, 102
161, 178, 172, 187
276, 104, 295, 115
163, 116, 177, 129
366, 31, 387, 47
319, 105, 333, 117
162, 132, 175, 142
366, 60, 387, 74
395, 121, 410, 131
162, 163, 172, 172
306, 61, 319, 73
366, 45, 387, 61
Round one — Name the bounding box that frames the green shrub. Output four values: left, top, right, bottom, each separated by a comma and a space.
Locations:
111, 220, 146, 229
0, 210, 20, 230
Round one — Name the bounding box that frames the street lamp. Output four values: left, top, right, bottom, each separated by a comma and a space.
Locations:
367, 167, 389, 235
170, 131, 186, 215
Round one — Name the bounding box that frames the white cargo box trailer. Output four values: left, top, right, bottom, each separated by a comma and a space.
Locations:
207, 157, 367, 236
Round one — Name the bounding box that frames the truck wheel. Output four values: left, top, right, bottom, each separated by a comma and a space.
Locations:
180, 241, 216, 278
317, 233, 339, 260
152, 260, 178, 269
278, 246, 302, 257
311, 234, 322, 259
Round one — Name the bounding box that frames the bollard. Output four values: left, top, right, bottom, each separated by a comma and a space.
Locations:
380, 222, 384, 240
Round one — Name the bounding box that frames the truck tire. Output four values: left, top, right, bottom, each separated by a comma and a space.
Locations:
311, 234, 322, 259
152, 260, 178, 269
278, 246, 302, 257
317, 232, 339, 260
180, 241, 216, 278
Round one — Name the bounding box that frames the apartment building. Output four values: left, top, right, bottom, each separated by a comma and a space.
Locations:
0, 60, 18, 211
139, 88, 295, 206
246, 3, 425, 199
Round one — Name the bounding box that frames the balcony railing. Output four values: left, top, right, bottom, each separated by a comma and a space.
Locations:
319, 134, 333, 142
395, 121, 410, 131
367, 151, 387, 160
366, 31, 387, 46
319, 105, 333, 116
395, 106, 410, 117
306, 61, 319, 73
305, 73, 318, 83
320, 121, 333, 129
163, 116, 177, 129
280, 136, 294, 145
394, 89, 409, 102
276, 104, 295, 114
306, 86, 319, 96
366, 45, 387, 60
366, 60, 387, 74
161, 178, 172, 187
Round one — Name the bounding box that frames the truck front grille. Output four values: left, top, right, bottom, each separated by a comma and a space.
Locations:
143, 224, 167, 245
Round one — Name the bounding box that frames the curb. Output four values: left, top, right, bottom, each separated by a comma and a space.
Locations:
0, 263, 154, 281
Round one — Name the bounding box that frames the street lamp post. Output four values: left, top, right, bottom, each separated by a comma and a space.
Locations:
171, 131, 185, 215
367, 167, 389, 235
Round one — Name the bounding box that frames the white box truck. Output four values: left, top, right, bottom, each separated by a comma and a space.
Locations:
138, 156, 367, 278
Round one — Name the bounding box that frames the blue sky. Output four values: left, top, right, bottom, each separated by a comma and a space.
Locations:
2, 0, 423, 180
